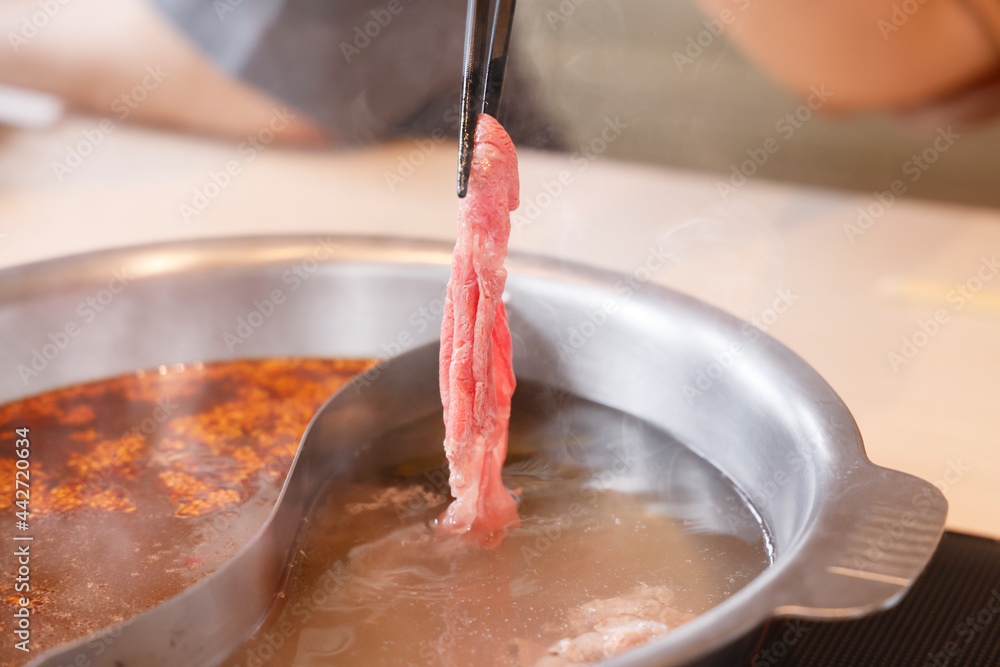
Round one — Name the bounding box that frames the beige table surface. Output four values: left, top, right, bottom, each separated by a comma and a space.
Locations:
1, 115, 997, 538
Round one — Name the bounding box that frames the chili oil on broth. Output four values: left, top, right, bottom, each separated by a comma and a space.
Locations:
225, 384, 772, 667
0, 357, 373, 663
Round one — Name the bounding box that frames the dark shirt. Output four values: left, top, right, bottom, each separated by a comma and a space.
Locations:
153, 0, 559, 147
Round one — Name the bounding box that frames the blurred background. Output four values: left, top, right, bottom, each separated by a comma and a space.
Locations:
516, 0, 1000, 208
2, 0, 999, 207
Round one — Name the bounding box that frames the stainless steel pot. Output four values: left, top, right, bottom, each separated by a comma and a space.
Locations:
0, 235, 947, 666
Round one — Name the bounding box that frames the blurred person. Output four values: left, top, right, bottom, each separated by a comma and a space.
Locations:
3, 0, 1000, 144
0, 0, 326, 144
694, 0, 1000, 125
0, 0, 554, 147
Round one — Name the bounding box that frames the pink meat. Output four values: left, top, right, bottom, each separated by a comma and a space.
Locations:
438, 113, 520, 547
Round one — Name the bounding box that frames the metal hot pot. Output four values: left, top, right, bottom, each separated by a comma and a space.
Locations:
0, 236, 946, 666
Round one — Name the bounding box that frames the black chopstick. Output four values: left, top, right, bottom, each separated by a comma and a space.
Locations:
484, 0, 516, 118
457, 0, 516, 198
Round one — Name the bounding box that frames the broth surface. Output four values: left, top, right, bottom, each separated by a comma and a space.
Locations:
0, 358, 372, 664
225, 389, 771, 666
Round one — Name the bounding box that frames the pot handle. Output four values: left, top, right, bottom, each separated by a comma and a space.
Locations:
771, 464, 948, 619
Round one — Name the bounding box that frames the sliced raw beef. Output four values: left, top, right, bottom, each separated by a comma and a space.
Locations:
439, 113, 520, 547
